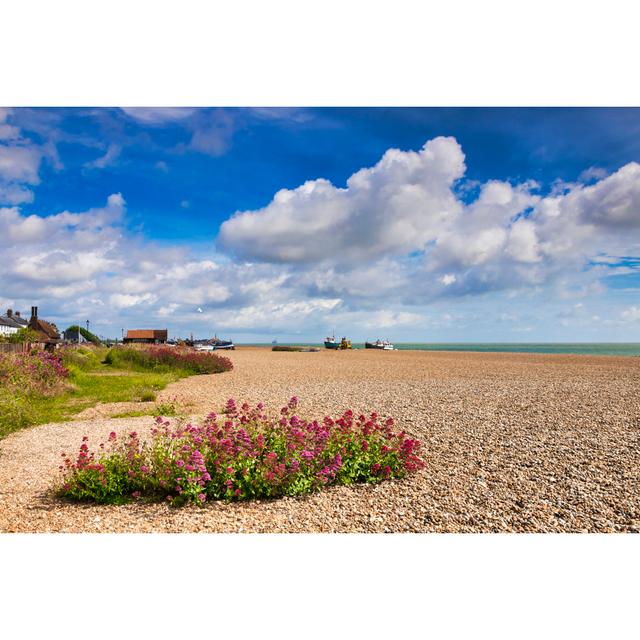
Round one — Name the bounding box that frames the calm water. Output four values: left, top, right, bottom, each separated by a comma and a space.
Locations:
248, 343, 640, 356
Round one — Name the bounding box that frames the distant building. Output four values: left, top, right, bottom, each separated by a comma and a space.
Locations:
0, 309, 28, 337
63, 327, 89, 343
123, 329, 168, 344
28, 306, 61, 350
0, 316, 19, 337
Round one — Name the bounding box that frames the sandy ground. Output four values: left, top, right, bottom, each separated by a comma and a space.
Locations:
1, 347, 639, 533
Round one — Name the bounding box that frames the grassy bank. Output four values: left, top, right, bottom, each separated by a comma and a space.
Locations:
0, 346, 232, 439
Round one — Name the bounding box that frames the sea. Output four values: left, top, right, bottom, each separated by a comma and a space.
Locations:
248, 343, 640, 356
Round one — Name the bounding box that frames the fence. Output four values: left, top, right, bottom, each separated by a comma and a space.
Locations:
0, 342, 40, 354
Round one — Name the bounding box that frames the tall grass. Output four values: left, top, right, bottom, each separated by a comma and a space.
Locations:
0, 345, 232, 439
0, 350, 71, 438
104, 346, 233, 375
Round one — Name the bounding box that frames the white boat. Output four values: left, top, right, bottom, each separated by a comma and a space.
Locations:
365, 339, 394, 350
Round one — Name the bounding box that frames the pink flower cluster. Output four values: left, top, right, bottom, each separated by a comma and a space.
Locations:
109, 345, 233, 375
58, 397, 425, 506
0, 350, 69, 396
143, 346, 233, 373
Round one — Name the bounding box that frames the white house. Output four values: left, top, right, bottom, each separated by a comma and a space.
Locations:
0, 309, 28, 337
0, 316, 19, 337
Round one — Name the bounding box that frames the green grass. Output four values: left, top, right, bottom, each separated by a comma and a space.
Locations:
0, 347, 192, 439
110, 402, 179, 419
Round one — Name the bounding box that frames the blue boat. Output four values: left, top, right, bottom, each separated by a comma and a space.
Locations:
324, 335, 340, 349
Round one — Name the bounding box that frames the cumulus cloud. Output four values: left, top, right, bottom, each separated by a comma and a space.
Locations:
220, 136, 466, 263
621, 306, 640, 322
218, 137, 640, 306
1, 135, 639, 340
109, 293, 158, 309
0, 111, 50, 206
0, 108, 21, 141
0, 183, 34, 205
0, 144, 43, 184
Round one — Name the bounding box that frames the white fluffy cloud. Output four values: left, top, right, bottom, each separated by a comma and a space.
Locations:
0, 108, 21, 141
219, 136, 466, 263
0, 109, 50, 206
1, 136, 639, 340
219, 137, 640, 306
0, 144, 43, 184
621, 306, 640, 322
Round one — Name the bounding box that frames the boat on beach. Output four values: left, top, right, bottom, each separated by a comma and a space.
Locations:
194, 335, 235, 351
324, 335, 339, 349
324, 335, 352, 349
365, 339, 395, 350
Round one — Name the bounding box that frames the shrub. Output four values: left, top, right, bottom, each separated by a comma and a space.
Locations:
0, 351, 70, 437
64, 325, 102, 345
6, 327, 39, 344
57, 397, 425, 505
104, 346, 233, 375
0, 388, 35, 437
136, 387, 157, 402
0, 350, 70, 396
154, 401, 178, 416
61, 346, 103, 371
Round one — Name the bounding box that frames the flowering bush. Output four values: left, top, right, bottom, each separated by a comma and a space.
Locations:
0, 350, 70, 437
104, 346, 233, 375
57, 397, 425, 505
0, 350, 70, 396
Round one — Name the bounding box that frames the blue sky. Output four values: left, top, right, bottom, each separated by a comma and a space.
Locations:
1, 107, 639, 342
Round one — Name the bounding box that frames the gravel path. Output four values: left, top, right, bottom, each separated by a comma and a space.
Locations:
1, 347, 639, 532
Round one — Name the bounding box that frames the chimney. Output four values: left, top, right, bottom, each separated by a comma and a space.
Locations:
29, 306, 38, 331
6, 309, 12, 317
15, 311, 20, 318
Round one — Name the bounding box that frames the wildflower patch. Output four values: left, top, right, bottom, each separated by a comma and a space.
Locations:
57, 397, 425, 505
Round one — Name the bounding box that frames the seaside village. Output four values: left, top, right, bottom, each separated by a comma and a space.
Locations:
0, 306, 171, 353
1, 307, 395, 353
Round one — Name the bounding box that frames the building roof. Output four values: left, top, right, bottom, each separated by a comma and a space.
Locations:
125, 329, 168, 340
4, 310, 28, 326
30, 318, 61, 341
0, 315, 23, 329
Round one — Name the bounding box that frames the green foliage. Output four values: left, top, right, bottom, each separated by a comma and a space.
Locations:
59, 448, 136, 505
133, 386, 157, 402
57, 398, 425, 506
110, 400, 180, 419
0, 388, 35, 438
1, 347, 193, 439
65, 325, 102, 345
60, 346, 104, 371
7, 327, 39, 344
154, 401, 178, 416
104, 346, 233, 375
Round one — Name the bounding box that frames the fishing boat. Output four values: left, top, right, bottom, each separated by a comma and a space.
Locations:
195, 335, 235, 351
210, 335, 235, 350
365, 339, 394, 350
324, 335, 340, 349
340, 337, 352, 349
324, 335, 352, 349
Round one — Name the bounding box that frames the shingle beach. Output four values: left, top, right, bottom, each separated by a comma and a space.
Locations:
1, 347, 639, 533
